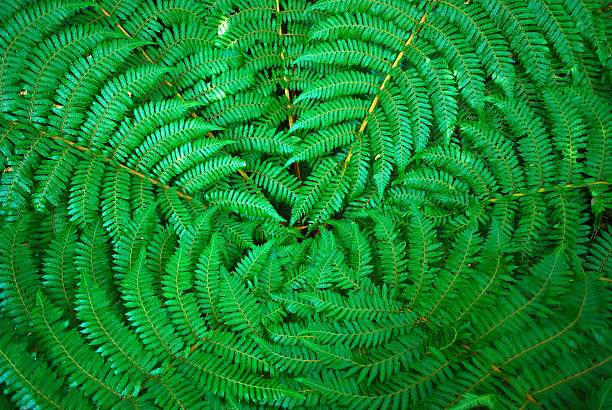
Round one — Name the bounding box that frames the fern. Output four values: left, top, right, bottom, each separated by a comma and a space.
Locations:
0, 0, 610, 409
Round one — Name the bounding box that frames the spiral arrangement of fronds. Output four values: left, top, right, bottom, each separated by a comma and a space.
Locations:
0, 0, 610, 408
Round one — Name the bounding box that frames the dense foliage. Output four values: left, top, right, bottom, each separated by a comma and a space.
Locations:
0, 0, 610, 408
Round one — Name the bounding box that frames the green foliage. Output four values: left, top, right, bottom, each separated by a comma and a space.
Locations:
0, 0, 610, 409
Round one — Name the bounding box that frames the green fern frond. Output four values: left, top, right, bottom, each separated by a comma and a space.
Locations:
0, 326, 90, 409
0, 1, 609, 408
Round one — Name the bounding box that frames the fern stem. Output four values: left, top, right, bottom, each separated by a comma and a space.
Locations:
49, 135, 194, 201
276, 0, 301, 181
488, 181, 610, 203
518, 356, 611, 410
344, 10, 429, 166
99, 6, 111, 17
275, 0, 293, 126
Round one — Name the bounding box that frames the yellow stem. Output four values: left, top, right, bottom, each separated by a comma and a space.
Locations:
49, 135, 193, 201
489, 181, 609, 203
344, 11, 429, 167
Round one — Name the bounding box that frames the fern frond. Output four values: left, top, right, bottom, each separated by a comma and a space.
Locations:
205, 188, 285, 222
42, 221, 78, 309
527, 0, 585, 70
303, 285, 406, 321
491, 96, 556, 188
422, 18, 486, 110
121, 248, 186, 358
405, 47, 458, 142
481, 0, 553, 84
32, 292, 137, 406
180, 350, 304, 407
0, 0, 90, 117
0, 327, 90, 409
218, 266, 263, 335
296, 39, 395, 73
0, 214, 38, 328
0, 1, 608, 408
195, 233, 222, 325
162, 245, 209, 340
75, 269, 160, 379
